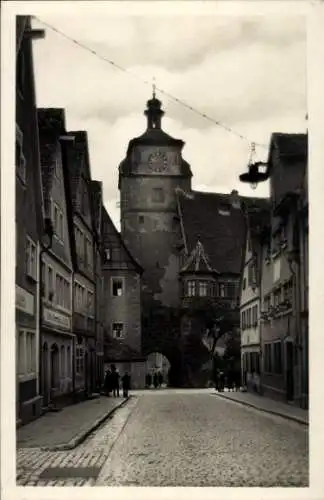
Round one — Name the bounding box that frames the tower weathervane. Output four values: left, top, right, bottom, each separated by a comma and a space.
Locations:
152, 77, 156, 99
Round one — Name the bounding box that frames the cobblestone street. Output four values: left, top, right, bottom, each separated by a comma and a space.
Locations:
17, 390, 308, 487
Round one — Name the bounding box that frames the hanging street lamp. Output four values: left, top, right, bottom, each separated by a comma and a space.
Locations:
239, 142, 269, 189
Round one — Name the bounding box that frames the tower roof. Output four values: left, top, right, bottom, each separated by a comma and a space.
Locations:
118, 89, 193, 186
125, 90, 183, 152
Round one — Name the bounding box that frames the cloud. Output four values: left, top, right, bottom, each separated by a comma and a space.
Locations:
31, 14, 306, 229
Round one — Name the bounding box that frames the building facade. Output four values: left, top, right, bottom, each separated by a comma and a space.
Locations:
260, 133, 308, 407
37, 108, 74, 407
65, 131, 97, 396
90, 180, 105, 390
101, 206, 146, 388
240, 202, 270, 394
15, 16, 45, 424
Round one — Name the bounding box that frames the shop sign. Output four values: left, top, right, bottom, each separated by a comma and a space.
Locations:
16, 286, 34, 315
43, 307, 71, 330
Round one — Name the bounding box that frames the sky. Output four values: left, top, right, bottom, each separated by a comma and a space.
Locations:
31, 12, 307, 230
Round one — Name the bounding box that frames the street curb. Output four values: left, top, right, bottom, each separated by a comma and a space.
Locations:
40, 397, 130, 451
213, 393, 308, 426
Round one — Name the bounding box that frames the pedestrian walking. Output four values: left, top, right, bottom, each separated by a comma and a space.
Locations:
145, 373, 152, 388
122, 371, 131, 398
153, 372, 158, 389
158, 372, 163, 388
104, 368, 112, 396
214, 369, 220, 391
111, 365, 120, 397
219, 370, 225, 392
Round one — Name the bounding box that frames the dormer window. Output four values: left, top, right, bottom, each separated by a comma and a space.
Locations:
105, 248, 111, 261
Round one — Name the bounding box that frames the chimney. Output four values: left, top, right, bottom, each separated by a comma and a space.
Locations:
230, 189, 241, 209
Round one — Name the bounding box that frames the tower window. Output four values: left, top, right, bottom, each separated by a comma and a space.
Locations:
112, 322, 124, 339
112, 278, 123, 297
199, 281, 208, 297
152, 188, 165, 203
187, 280, 196, 297
219, 283, 226, 297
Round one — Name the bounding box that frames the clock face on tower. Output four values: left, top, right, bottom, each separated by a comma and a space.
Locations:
148, 149, 168, 172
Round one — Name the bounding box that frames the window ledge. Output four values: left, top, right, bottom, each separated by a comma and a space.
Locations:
26, 273, 37, 283
18, 372, 37, 382
54, 305, 72, 315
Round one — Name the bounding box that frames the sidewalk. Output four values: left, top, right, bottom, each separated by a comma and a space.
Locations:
17, 396, 128, 451
213, 390, 308, 425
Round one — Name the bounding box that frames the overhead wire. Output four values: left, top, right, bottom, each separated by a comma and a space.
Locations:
32, 15, 269, 149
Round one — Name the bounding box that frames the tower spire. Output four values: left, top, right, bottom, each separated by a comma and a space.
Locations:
144, 80, 164, 130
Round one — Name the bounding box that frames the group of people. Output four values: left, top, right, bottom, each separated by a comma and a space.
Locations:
214, 368, 241, 392
145, 371, 164, 389
104, 364, 131, 398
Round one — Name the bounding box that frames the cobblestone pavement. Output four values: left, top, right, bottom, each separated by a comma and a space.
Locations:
17, 390, 308, 487
97, 390, 308, 487
17, 395, 126, 449
17, 396, 138, 486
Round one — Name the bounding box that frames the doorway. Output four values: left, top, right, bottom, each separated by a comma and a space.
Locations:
285, 341, 294, 401
42, 342, 49, 406
146, 352, 171, 388
50, 344, 59, 393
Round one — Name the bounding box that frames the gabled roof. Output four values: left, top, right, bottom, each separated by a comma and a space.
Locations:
177, 189, 269, 275
90, 180, 103, 240
37, 108, 66, 200
267, 133, 308, 207
180, 240, 219, 275
64, 130, 93, 212
101, 206, 143, 275
269, 133, 307, 159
